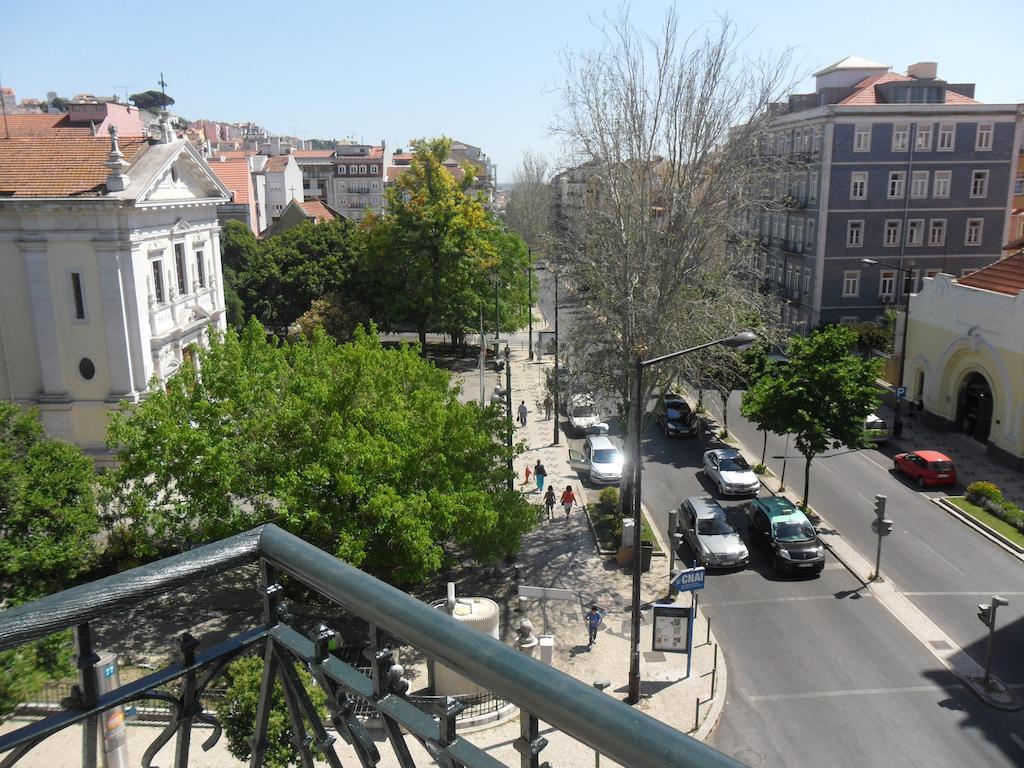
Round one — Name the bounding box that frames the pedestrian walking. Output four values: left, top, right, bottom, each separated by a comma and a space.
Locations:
523, 465, 532, 486
518, 400, 528, 426
543, 394, 553, 421
560, 484, 576, 517
543, 486, 556, 521
585, 604, 603, 646
534, 461, 547, 492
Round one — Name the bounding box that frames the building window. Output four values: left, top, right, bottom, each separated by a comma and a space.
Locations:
809, 172, 818, 204
349, 165, 357, 174
78, 357, 96, 381
854, 125, 871, 152
933, 170, 951, 199
938, 123, 955, 151
195, 249, 206, 288
1015, 171, 1024, 196
888, 171, 905, 199
970, 170, 989, 198
910, 170, 929, 199
915, 124, 932, 151
976, 123, 993, 151
70, 271, 86, 320
842, 271, 860, 297
785, 264, 793, 288
850, 172, 868, 200
847, 220, 864, 247
152, 260, 165, 303
806, 220, 816, 247
901, 270, 917, 295
370, 165, 378, 174
174, 243, 188, 295
337, 165, 346, 175
359, 165, 367, 174
928, 219, 946, 246
965, 218, 983, 246
906, 219, 924, 246
884, 220, 902, 247
812, 127, 822, 155
892, 124, 909, 151
803, 268, 811, 293
879, 270, 896, 297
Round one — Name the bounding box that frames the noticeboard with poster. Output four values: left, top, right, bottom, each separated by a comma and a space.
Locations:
652, 604, 690, 653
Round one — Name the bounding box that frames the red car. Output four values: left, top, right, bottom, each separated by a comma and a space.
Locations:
893, 450, 957, 488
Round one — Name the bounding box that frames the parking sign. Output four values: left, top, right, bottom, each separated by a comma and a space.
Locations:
896, 386, 906, 399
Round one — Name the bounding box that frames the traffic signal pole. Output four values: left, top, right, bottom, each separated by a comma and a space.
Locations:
870, 494, 893, 581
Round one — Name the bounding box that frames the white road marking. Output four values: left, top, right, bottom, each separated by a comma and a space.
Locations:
903, 591, 1024, 597
1010, 734, 1024, 753
743, 684, 961, 702
860, 453, 891, 473
910, 536, 965, 575
703, 593, 871, 608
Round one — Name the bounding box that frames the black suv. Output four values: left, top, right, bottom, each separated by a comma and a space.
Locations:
748, 497, 825, 575
655, 393, 698, 437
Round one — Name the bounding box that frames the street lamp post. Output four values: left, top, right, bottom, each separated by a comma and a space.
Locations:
862, 258, 915, 437
504, 345, 513, 491
625, 331, 756, 705
552, 257, 561, 446
528, 251, 534, 360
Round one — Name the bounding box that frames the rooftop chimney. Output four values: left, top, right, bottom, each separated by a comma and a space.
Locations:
907, 62, 938, 80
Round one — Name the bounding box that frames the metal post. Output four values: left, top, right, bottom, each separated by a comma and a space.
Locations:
495, 276, 500, 343
706, 616, 712, 646
552, 263, 560, 446
528, 254, 533, 361
505, 345, 513, 491
591, 680, 610, 767
874, 521, 884, 581
74, 622, 100, 768
479, 305, 485, 405
982, 595, 1008, 688
780, 433, 790, 491
627, 356, 644, 704
667, 510, 678, 580
686, 590, 697, 680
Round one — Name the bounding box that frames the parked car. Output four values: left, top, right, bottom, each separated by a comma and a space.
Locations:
702, 448, 760, 497
568, 394, 604, 435
893, 450, 957, 487
656, 393, 698, 437
864, 414, 889, 443
568, 434, 623, 484
748, 497, 825, 575
679, 495, 749, 569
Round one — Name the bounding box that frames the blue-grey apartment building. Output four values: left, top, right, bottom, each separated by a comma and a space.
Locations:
751, 56, 1023, 329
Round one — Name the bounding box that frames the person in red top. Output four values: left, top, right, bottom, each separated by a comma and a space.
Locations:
560, 485, 576, 517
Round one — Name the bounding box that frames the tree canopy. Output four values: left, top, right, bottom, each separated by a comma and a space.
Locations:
741, 325, 881, 507
129, 89, 175, 111
103, 320, 534, 584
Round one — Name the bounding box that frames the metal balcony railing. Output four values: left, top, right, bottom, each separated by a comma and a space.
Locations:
0, 524, 743, 768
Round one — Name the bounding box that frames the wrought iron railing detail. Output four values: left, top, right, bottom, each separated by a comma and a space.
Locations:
0, 524, 745, 768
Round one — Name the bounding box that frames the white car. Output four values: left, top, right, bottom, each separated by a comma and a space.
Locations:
568, 394, 604, 435
569, 435, 623, 484
703, 448, 760, 497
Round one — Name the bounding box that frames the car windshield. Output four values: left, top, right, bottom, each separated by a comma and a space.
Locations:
719, 456, 750, 472
697, 517, 735, 536
572, 405, 596, 418
592, 449, 619, 464
666, 408, 688, 420
866, 418, 886, 430
928, 461, 954, 472
773, 520, 816, 542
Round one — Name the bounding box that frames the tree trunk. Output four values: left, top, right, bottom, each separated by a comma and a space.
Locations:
417, 324, 427, 351
802, 456, 813, 509
720, 391, 729, 431
761, 430, 768, 464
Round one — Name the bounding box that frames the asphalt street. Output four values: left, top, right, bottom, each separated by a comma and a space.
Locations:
538, 269, 1024, 767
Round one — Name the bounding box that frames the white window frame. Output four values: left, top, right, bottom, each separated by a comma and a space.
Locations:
194, 248, 206, 289
785, 264, 794, 288
879, 270, 896, 297
151, 259, 166, 304
888, 171, 906, 199
938, 123, 955, 152
812, 127, 822, 155
847, 219, 864, 247
809, 172, 818, 204
970, 170, 989, 199
915, 124, 933, 151
910, 170, 929, 199
1015, 171, 1024, 196
173, 242, 188, 296
976, 123, 993, 151
906, 219, 924, 247
842, 270, 860, 297
337, 165, 346, 175
933, 170, 951, 199
850, 171, 868, 200
359, 165, 367, 174
965, 218, 983, 246
928, 219, 946, 247
806, 220, 816, 247
370, 164, 378, 174
884, 219, 902, 247
803, 268, 811, 293
349, 165, 357, 174
854, 124, 871, 152
892, 124, 909, 152
69, 270, 88, 322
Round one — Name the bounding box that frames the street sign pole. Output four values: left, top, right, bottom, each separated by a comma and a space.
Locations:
870, 494, 892, 581
686, 591, 697, 679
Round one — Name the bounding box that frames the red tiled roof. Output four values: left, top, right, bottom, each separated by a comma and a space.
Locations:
293, 149, 334, 158
839, 72, 979, 106
0, 135, 148, 196
208, 157, 252, 205
212, 150, 252, 160
299, 198, 341, 222
1, 113, 95, 136
957, 253, 1024, 296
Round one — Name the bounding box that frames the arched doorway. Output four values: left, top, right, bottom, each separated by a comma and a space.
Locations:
914, 370, 924, 401
955, 372, 993, 443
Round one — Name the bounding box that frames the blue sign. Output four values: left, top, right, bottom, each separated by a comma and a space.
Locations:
896, 386, 906, 399
104, 664, 116, 678
671, 566, 706, 593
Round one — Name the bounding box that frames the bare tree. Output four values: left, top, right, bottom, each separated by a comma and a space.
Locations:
552, 8, 797, 411
504, 149, 553, 252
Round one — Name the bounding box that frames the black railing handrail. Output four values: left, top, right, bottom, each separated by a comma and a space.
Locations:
0, 524, 744, 768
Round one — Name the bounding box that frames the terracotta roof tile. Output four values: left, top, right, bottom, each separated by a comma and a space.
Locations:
839, 72, 979, 106
1, 113, 94, 136
299, 198, 342, 222
207, 157, 252, 205
0, 135, 148, 197
293, 149, 335, 158
957, 253, 1024, 296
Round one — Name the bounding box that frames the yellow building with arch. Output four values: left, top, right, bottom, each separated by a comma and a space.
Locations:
904, 254, 1024, 471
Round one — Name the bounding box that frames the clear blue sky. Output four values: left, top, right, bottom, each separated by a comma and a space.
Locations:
4, 1, 1023, 178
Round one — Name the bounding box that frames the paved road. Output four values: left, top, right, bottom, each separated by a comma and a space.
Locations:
536, 269, 1024, 766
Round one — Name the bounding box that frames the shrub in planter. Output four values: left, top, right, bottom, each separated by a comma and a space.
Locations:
965, 481, 1002, 505
753, 463, 767, 475
598, 486, 620, 514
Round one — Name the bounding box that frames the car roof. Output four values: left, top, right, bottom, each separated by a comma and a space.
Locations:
707, 448, 740, 459
570, 393, 595, 405
665, 393, 686, 402
911, 450, 953, 462
587, 435, 616, 450
684, 495, 726, 520
751, 496, 800, 519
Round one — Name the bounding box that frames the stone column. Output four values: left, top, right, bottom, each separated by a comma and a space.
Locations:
96, 244, 140, 402
21, 241, 69, 401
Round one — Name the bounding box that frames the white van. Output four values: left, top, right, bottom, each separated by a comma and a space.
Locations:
569, 435, 624, 484
568, 394, 603, 435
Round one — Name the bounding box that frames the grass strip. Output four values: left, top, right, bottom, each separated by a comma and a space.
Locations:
948, 497, 1024, 547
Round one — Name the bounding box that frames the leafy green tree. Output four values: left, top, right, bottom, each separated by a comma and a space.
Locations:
740, 326, 881, 508
104, 320, 534, 584
129, 89, 175, 111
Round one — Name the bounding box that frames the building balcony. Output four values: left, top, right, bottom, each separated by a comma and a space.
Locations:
0, 526, 740, 767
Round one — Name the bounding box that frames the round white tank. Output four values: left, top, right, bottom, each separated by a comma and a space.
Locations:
430, 597, 500, 696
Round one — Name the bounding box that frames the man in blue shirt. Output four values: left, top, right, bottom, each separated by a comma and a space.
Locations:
586, 605, 603, 646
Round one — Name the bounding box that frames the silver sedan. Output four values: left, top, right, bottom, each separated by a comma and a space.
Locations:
702, 448, 760, 497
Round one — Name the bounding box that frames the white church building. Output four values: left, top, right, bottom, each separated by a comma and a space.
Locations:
0, 116, 231, 453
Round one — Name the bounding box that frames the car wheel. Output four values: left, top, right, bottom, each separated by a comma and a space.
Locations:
916, 476, 925, 488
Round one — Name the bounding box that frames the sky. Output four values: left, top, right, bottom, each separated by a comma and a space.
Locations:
4, 1, 1024, 180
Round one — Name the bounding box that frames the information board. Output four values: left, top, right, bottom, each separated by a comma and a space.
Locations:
652, 604, 690, 653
